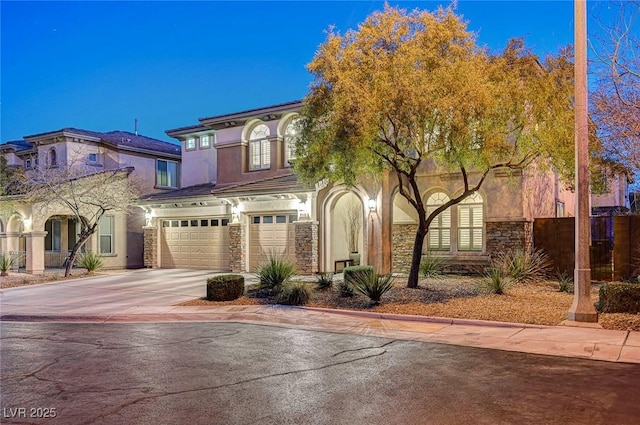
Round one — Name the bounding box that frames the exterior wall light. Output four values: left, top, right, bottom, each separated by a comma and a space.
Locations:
368, 198, 376, 212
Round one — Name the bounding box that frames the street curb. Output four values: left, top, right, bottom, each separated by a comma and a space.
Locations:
293, 306, 550, 329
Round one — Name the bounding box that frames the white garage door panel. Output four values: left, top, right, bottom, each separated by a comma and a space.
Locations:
249, 214, 296, 270
161, 218, 230, 270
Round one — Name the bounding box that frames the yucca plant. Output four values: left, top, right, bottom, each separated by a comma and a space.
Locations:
255, 251, 296, 293
557, 270, 574, 293
350, 269, 395, 305
315, 272, 334, 291
0, 254, 16, 277
494, 249, 551, 284
482, 267, 510, 295
76, 251, 104, 273
277, 281, 312, 305
420, 252, 447, 278
337, 280, 354, 297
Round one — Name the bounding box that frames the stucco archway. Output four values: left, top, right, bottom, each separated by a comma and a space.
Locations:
321, 186, 368, 272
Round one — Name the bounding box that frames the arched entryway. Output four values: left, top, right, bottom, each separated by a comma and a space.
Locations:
322, 188, 367, 272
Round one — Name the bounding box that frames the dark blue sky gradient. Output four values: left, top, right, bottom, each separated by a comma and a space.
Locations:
0, 1, 610, 143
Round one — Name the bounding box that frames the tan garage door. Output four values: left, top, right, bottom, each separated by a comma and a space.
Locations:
249, 214, 297, 271
161, 218, 230, 270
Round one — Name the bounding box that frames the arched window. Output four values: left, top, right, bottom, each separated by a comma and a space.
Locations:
249, 123, 271, 170
48, 148, 58, 167
426, 192, 451, 251
284, 118, 300, 166
458, 192, 484, 251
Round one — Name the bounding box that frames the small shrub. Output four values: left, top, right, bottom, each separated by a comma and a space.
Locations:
597, 283, 640, 313
0, 254, 16, 276
255, 252, 296, 292
315, 272, 334, 291
557, 270, 574, 293
277, 281, 311, 305
482, 267, 510, 295
494, 249, 551, 284
207, 274, 245, 301
76, 252, 104, 273
351, 269, 395, 305
337, 280, 354, 297
343, 265, 374, 286
420, 253, 447, 278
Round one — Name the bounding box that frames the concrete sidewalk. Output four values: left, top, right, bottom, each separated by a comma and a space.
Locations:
2, 303, 640, 365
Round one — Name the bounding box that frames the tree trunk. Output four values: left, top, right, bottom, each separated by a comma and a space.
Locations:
64, 233, 92, 277
407, 226, 428, 288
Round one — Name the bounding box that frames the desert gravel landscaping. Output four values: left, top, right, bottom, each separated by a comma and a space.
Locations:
180, 274, 640, 332
3, 271, 639, 331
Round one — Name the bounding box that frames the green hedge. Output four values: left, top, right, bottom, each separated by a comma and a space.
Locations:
206, 274, 245, 301
343, 265, 374, 286
597, 283, 640, 314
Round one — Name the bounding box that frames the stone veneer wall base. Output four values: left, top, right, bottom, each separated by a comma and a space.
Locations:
143, 226, 157, 268
294, 221, 319, 275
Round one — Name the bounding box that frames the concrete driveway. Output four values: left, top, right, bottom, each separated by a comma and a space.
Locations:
0, 269, 225, 316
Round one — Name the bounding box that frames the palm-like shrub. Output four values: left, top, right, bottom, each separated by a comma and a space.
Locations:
77, 251, 104, 274
557, 270, 574, 293
315, 272, 334, 291
420, 253, 447, 278
277, 281, 311, 305
255, 252, 296, 293
337, 280, 354, 297
494, 249, 551, 284
482, 267, 510, 295
0, 254, 16, 277
350, 269, 395, 305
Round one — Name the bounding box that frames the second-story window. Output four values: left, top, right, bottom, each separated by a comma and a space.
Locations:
186, 138, 196, 151
284, 118, 299, 166
249, 123, 270, 170
88, 153, 98, 164
156, 159, 178, 188
200, 135, 211, 149
25, 159, 32, 169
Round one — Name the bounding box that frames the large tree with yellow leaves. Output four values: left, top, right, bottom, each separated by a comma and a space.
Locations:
295, 5, 577, 288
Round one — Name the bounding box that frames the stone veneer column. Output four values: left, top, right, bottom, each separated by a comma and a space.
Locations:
294, 221, 318, 275
391, 223, 418, 274
25, 231, 47, 274
143, 226, 157, 268
485, 220, 533, 258
229, 223, 245, 272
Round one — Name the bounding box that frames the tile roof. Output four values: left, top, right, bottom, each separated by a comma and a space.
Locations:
21, 127, 181, 156
139, 183, 221, 202
100, 131, 181, 156
0, 140, 33, 152
211, 173, 310, 196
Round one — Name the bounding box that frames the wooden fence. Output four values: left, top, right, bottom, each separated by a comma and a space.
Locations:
533, 215, 640, 281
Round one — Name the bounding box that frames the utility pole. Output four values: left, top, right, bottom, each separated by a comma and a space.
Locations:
568, 0, 598, 322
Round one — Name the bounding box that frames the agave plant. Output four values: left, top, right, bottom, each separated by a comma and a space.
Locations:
350, 269, 395, 305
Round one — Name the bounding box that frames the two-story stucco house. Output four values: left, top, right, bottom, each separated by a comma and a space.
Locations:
0, 128, 181, 273
140, 100, 624, 275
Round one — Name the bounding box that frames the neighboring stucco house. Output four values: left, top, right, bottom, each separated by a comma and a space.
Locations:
0, 128, 181, 273
139, 100, 614, 275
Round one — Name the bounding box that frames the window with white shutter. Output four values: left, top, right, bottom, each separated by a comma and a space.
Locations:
426, 192, 451, 251
457, 192, 483, 251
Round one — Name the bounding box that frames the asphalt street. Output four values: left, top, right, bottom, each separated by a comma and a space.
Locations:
2, 321, 640, 425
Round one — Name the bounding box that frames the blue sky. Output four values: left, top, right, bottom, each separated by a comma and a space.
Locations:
0, 1, 613, 144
